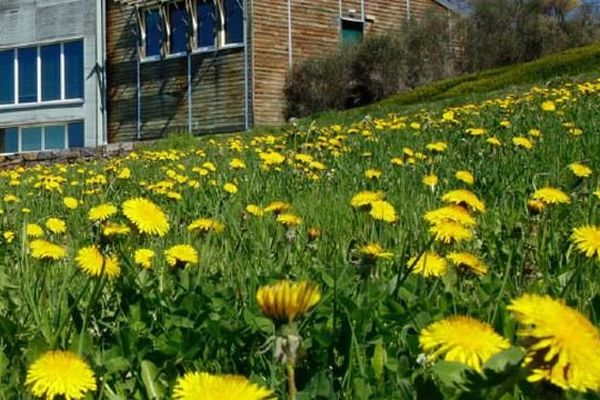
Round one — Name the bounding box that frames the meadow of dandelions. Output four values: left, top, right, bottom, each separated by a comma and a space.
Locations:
0, 77, 600, 399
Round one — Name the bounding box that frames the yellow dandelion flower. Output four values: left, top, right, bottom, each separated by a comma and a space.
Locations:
512, 137, 534, 150
88, 203, 117, 222
441, 189, 486, 213
568, 162, 592, 178
26, 224, 44, 238
45, 218, 67, 234
188, 218, 225, 234
117, 167, 131, 179
527, 199, 546, 215
29, 240, 66, 261
446, 252, 488, 276
246, 204, 265, 217
532, 187, 570, 204
426, 142, 448, 152
224, 182, 238, 194
369, 200, 398, 223
528, 128, 542, 137
358, 243, 394, 263
75, 246, 120, 279
264, 201, 292, 214
122, 198, 169, 236
364, 169, 382, 179
594, 188, 600, 200
391, 157, 404, 166
419, 316, 510, 372
276, 213, 302, 227
455, 170, 474, 185
570, 225, 600, 260
134, 248, 155, 270
508, 294, 600, 392
466, 128, 487, 136
541, 101, 556, 112
350, 191, 384, 209
424, 205, 477, 227
429, 221, 474, 244
26, 350, 96, 400
256, 280, 321, 324
165, 244, 198, 268
3, 231, 15, 243
259, 151, 285, 166
408, 251, 448, 277
102, 222, 131, 237
422, 174, 438, 188
173, 371, 273, 400
486, 136, 502, 147
229, 158, 247, 169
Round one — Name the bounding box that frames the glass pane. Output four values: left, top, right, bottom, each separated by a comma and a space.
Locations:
22, 127, 42, 151
41, 44, 61, 101
225, 0, 243, 44
68, 121, 84, 148
198, 1, 216, 47
44, 125, 65, 150
146, 9, 162, 57
170, 4, 188, 53
64, 40, 84, 99
0, 128, 18, 153
18, 47, 37, 103
0, 50, 14, 105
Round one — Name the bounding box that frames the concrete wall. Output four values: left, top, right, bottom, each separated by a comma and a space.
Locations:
0, 0, 104, 149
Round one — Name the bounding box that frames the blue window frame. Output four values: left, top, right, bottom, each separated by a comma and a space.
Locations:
225, 0, 243, 44
45, 125, 66, 150
64, 40, 84, 99
198, 1, 216, 48
0, 50, 14, 105
18, 47, 37, 103
41, 44, 61, 101
0, 128, 18, 153
68, 122, 84, 148
170, 4, 188, 53
146, 9, 162, 57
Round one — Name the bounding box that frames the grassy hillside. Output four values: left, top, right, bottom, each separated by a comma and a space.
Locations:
1, 64, 599, 398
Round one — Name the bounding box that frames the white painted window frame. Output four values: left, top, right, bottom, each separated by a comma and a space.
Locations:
0, 38, 85, 110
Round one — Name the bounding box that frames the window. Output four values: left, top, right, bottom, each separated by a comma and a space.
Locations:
0, 122, 85, 153
341, 19, 364, 46
198, 1, 216, 48
0, 50, 14, 105
170, 3, 189, 54
68, 122, 85, 148
41, 44, 61, 101
0, 128, 18, 153
18, 47, 37, 103
145, 9, 162, 57
0, 39, 84, 106
224, 0, 243, 44
64, 41, 84, 99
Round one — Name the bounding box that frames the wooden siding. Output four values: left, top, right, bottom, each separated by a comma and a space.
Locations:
252, 0, 448, 126
107, 0, 247, 142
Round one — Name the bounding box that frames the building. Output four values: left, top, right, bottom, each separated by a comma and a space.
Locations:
107, 0, 454, 142
0, 0, 106, 154
0, 1, 455, 154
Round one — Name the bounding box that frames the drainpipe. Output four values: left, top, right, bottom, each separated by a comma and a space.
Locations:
287, 0, 292, 69
338, 0, 342, 39
360, 0, 365, 22
243, 0, 249, 130
406, 0, 411, 21
188, 52, 192, 134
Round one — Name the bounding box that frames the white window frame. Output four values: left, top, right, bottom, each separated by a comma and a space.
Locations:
0, 121, 84, 155
0, 38, 85, 110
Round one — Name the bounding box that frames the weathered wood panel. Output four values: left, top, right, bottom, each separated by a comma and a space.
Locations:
251, 0, 449, 126
107, 0, 247, 142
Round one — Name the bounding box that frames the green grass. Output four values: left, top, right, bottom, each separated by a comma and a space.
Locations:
1, 65, 599, 399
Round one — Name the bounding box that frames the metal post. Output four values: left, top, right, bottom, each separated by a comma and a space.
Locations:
136, 50, 141, 140
287, 0, 292, 69
188, 52, 192, 134
243, 0, 249, 130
